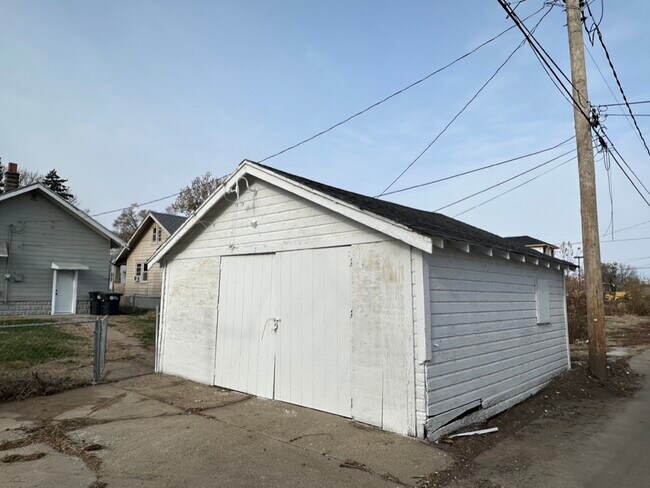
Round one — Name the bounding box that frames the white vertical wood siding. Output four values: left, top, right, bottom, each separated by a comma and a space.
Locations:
214, 254, 275, 398
425, 246, 569, 434
350, 241, 416, 436
0, 191, 111, 301
274, 247, 352, 417
209, 248, 353, 416
160, 256, 220, 384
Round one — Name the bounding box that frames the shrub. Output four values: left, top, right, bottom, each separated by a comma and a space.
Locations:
565, 276, 587, 342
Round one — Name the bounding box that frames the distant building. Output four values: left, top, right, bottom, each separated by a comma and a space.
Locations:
506, 235, 558, 257
113, 211, 186, 308
0, 163, 125, 316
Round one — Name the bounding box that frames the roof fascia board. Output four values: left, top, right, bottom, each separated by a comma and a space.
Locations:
246, 164, 433, 253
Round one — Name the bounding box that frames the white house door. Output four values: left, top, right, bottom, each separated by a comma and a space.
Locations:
213, 247, 352, 418
54, 271, 75, 314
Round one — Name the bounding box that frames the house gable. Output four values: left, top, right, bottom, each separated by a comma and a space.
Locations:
0, 190, 112, 301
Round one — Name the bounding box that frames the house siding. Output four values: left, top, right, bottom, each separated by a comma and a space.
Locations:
122, 219, 169, 298
0, 191, 111, 303
424, 246, 569, 437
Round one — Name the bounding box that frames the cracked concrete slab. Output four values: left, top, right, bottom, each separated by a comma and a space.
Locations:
0, 373, 450, 487
203, 397, 451, 483
0, 442, 95, 488
72, 414, 401, 487
115, 373, 249, 410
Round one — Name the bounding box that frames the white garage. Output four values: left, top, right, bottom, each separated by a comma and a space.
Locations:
150, 161, 575, 439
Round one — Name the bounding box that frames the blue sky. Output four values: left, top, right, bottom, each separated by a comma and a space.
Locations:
2, 0, 650, 270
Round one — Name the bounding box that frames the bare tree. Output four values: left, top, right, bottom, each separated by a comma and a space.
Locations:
18, 169, 43, 187
112, 204, 148, 242
166, 172, 223, 216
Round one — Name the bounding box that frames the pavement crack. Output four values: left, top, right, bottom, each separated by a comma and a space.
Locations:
288, 432, 333, 443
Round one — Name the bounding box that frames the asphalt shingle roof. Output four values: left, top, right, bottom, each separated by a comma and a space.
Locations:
258, 163, 574, 268
506, 235, 557, 248
150, 211, 187, 235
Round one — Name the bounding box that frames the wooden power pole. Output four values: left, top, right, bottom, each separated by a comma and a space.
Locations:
565, 0, 607, 379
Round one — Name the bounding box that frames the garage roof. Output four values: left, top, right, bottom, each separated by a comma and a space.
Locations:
149, 161, 576, 270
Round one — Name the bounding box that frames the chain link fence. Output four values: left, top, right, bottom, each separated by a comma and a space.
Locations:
0, 317, 108, 402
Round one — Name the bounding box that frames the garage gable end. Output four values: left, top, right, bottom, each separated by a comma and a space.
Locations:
160, 177, 397, 261
149, 162, 434, 265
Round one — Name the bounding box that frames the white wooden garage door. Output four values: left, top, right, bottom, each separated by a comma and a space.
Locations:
214, 247, 352, 417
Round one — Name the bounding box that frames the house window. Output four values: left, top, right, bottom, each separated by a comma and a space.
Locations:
135, 262, 148, 282
535, 278, 551, 325
152, 225, 162, 243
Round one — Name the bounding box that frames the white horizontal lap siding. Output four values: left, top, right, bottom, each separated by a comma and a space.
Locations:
167, 178, 390, 261
160, 256, 220, 384
425, 246, 568, 429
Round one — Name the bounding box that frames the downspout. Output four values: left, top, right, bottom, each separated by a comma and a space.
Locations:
3, 225, 13, 303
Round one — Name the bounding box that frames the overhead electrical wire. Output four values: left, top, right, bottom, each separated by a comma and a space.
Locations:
377, 5, 554, 197
585, 1, 650, 160
255, 5, 548, 164
599, 100, 650, 108
434, 147, 576, 212
453, 153, 580, 217
378, 135, 574, 197
498, 0, 650, 210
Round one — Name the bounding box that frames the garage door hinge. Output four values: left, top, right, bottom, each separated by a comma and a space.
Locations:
349, 309, 353, 318
350, 398, 353, 408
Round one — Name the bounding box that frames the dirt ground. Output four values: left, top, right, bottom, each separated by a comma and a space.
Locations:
418, 316, 650, 487
0, 313, 154, 402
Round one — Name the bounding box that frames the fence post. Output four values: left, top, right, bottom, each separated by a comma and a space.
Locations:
93, 316, 108, 384
154, 305, 160, 373
93, 318, 100, 384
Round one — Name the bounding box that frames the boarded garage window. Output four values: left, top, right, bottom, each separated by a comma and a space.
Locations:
535, 278, 551, 325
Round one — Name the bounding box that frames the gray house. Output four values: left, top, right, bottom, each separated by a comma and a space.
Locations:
0, 167, 124, 316
149, 161, 576, 440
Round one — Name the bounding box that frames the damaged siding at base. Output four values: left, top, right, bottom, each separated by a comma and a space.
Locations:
424, 246, 569, 439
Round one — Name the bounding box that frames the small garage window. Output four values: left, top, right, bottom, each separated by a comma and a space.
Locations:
535, 278, 551, 325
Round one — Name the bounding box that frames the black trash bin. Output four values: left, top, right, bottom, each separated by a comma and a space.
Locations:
88, 291, 103, 315
100, 292, 123, 315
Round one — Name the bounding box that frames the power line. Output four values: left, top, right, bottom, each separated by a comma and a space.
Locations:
497, 0, 591, 122
379, 135, 574, 197
499, 1, 650, 210
90, 192, 181, 217
434, 147, 576, 212
603, 113, 650, 117
256, 6, 547, 164
599, 100, 650, 108
453, 153, 577, 217
377, 7, 554, 197
585, 2, 650, 160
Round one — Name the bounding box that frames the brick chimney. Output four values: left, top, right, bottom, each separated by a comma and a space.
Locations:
4, 163, 19, 192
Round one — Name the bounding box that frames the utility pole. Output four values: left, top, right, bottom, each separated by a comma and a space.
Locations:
565, 0, 607, 379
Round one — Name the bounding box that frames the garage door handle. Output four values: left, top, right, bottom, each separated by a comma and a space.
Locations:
261, 318, 281, 340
